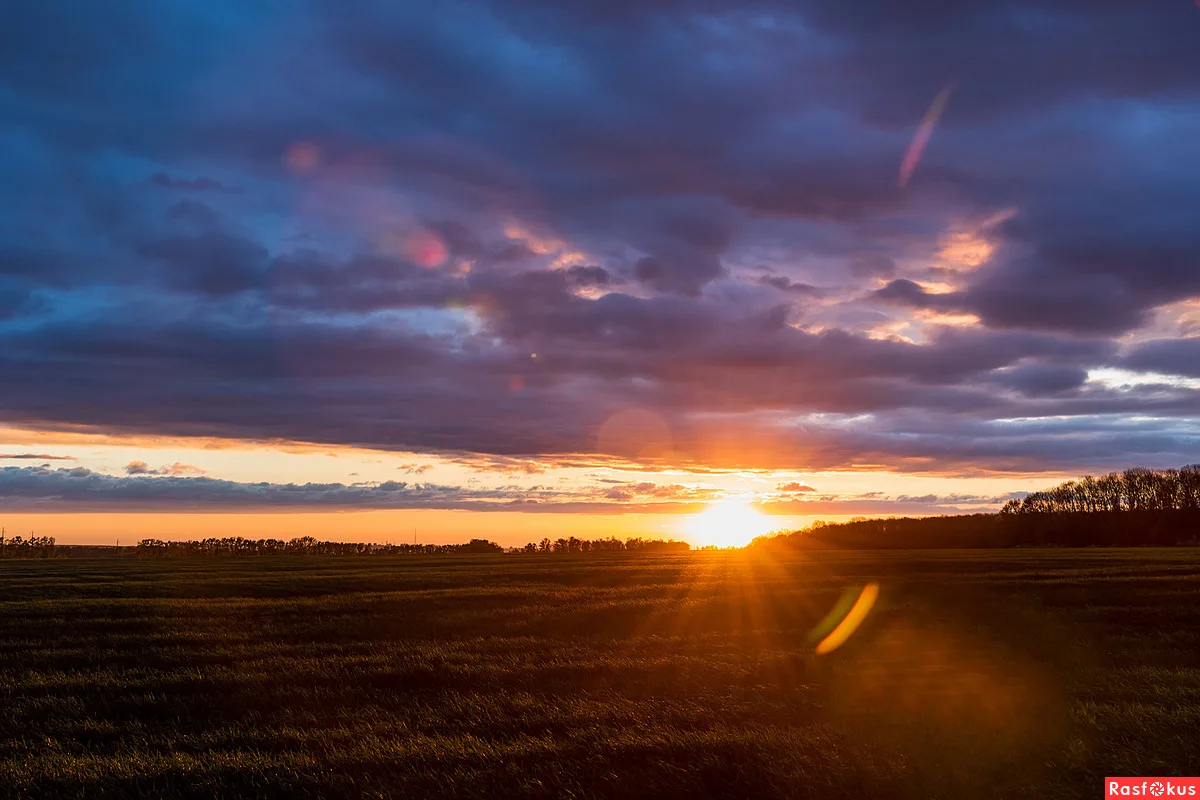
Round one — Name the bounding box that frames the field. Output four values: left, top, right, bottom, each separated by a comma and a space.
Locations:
2, 549, 1199, 798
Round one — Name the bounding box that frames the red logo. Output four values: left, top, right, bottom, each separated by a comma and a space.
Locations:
1107, 778, 1200, 797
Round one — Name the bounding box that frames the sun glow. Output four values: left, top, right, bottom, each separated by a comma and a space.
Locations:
682, 497, 778, 548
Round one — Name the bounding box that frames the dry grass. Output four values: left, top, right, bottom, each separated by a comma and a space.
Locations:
2, 548, 1199, 798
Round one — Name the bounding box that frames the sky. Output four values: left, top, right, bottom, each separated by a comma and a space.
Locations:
2, 0, 1200, 546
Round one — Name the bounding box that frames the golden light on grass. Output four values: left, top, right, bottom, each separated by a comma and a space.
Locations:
814, 583, 880, 655
682, 497, 777, 548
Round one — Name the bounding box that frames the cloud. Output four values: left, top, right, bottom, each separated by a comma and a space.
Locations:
0, 0, 1198, 481
139, 230, 269, 297
147, 173, 242, 194
982, 363, 1090, 397
893, 493, 1025, 505
125, 461, 207, 476
597, 482, 720, 502
2, 465, 1033, 516
565, 265, 620, 288
1123, 338, 1200, 379
848, 253, 896, 280
0, 292, 1193, 473
0, 466, 705, 513
0, 453, 76, 461
756, 276, 824, 296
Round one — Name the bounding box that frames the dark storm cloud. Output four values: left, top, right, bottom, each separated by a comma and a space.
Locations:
2, 297, 1176, 472
565, 265, 620, 289
873, 257, 1188, 337
1123, 338, 1200, 379
1, 0, 1199, 482
872, 280, 965, 312
983, 363, 1090, 397
139, 231, 270, 297
756, 276, 824, 297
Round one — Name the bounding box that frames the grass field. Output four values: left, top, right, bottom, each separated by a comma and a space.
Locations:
2, 549, 1199, 798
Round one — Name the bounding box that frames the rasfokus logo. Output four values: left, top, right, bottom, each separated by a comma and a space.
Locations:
1107, 778, 1200, 797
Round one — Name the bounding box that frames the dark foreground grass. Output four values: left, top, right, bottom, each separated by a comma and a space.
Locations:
2, 549, 1199, 798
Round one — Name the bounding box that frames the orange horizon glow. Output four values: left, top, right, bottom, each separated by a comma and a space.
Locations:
0, 510, 668, 548
1, 424, 1071, 546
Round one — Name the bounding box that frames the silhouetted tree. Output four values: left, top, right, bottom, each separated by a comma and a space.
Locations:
754, 465, 1200, 550
133, 534, 689, 558
0, 530, 56, 559
135, 536, 507, 558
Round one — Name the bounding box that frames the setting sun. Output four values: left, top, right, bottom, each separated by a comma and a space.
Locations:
682, 498, 778, 547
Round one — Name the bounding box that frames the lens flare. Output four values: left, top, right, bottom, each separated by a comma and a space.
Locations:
404, 229, 448, 268
813, 583, 879, 655
284, 141, 321, 174
595, 408, 673, 462
899, 84, 954, 188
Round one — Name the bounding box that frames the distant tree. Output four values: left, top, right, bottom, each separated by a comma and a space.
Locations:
136, 535, 505, 558
1180, 465, 1200, 512
0, 531, 56, 559
754, 464, 1200, 550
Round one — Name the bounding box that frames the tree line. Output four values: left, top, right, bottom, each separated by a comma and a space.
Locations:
1001, 466, 1200, 515
0, 531, 57, 559
511, 536, 690, 554
754, 466, 1200, 550
754, 511, 1200, 550
135, 536, 506, 557
133, 535, 690, 557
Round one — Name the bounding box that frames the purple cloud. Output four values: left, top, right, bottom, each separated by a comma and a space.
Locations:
0, 0, 1197, 483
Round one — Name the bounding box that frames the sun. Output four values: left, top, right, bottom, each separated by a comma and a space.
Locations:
682, 498, 778, 548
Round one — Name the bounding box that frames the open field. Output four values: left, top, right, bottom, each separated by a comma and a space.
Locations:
2, 549, 1199, 798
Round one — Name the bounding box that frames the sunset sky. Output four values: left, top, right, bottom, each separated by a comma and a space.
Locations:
3, 1, 1200, 546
